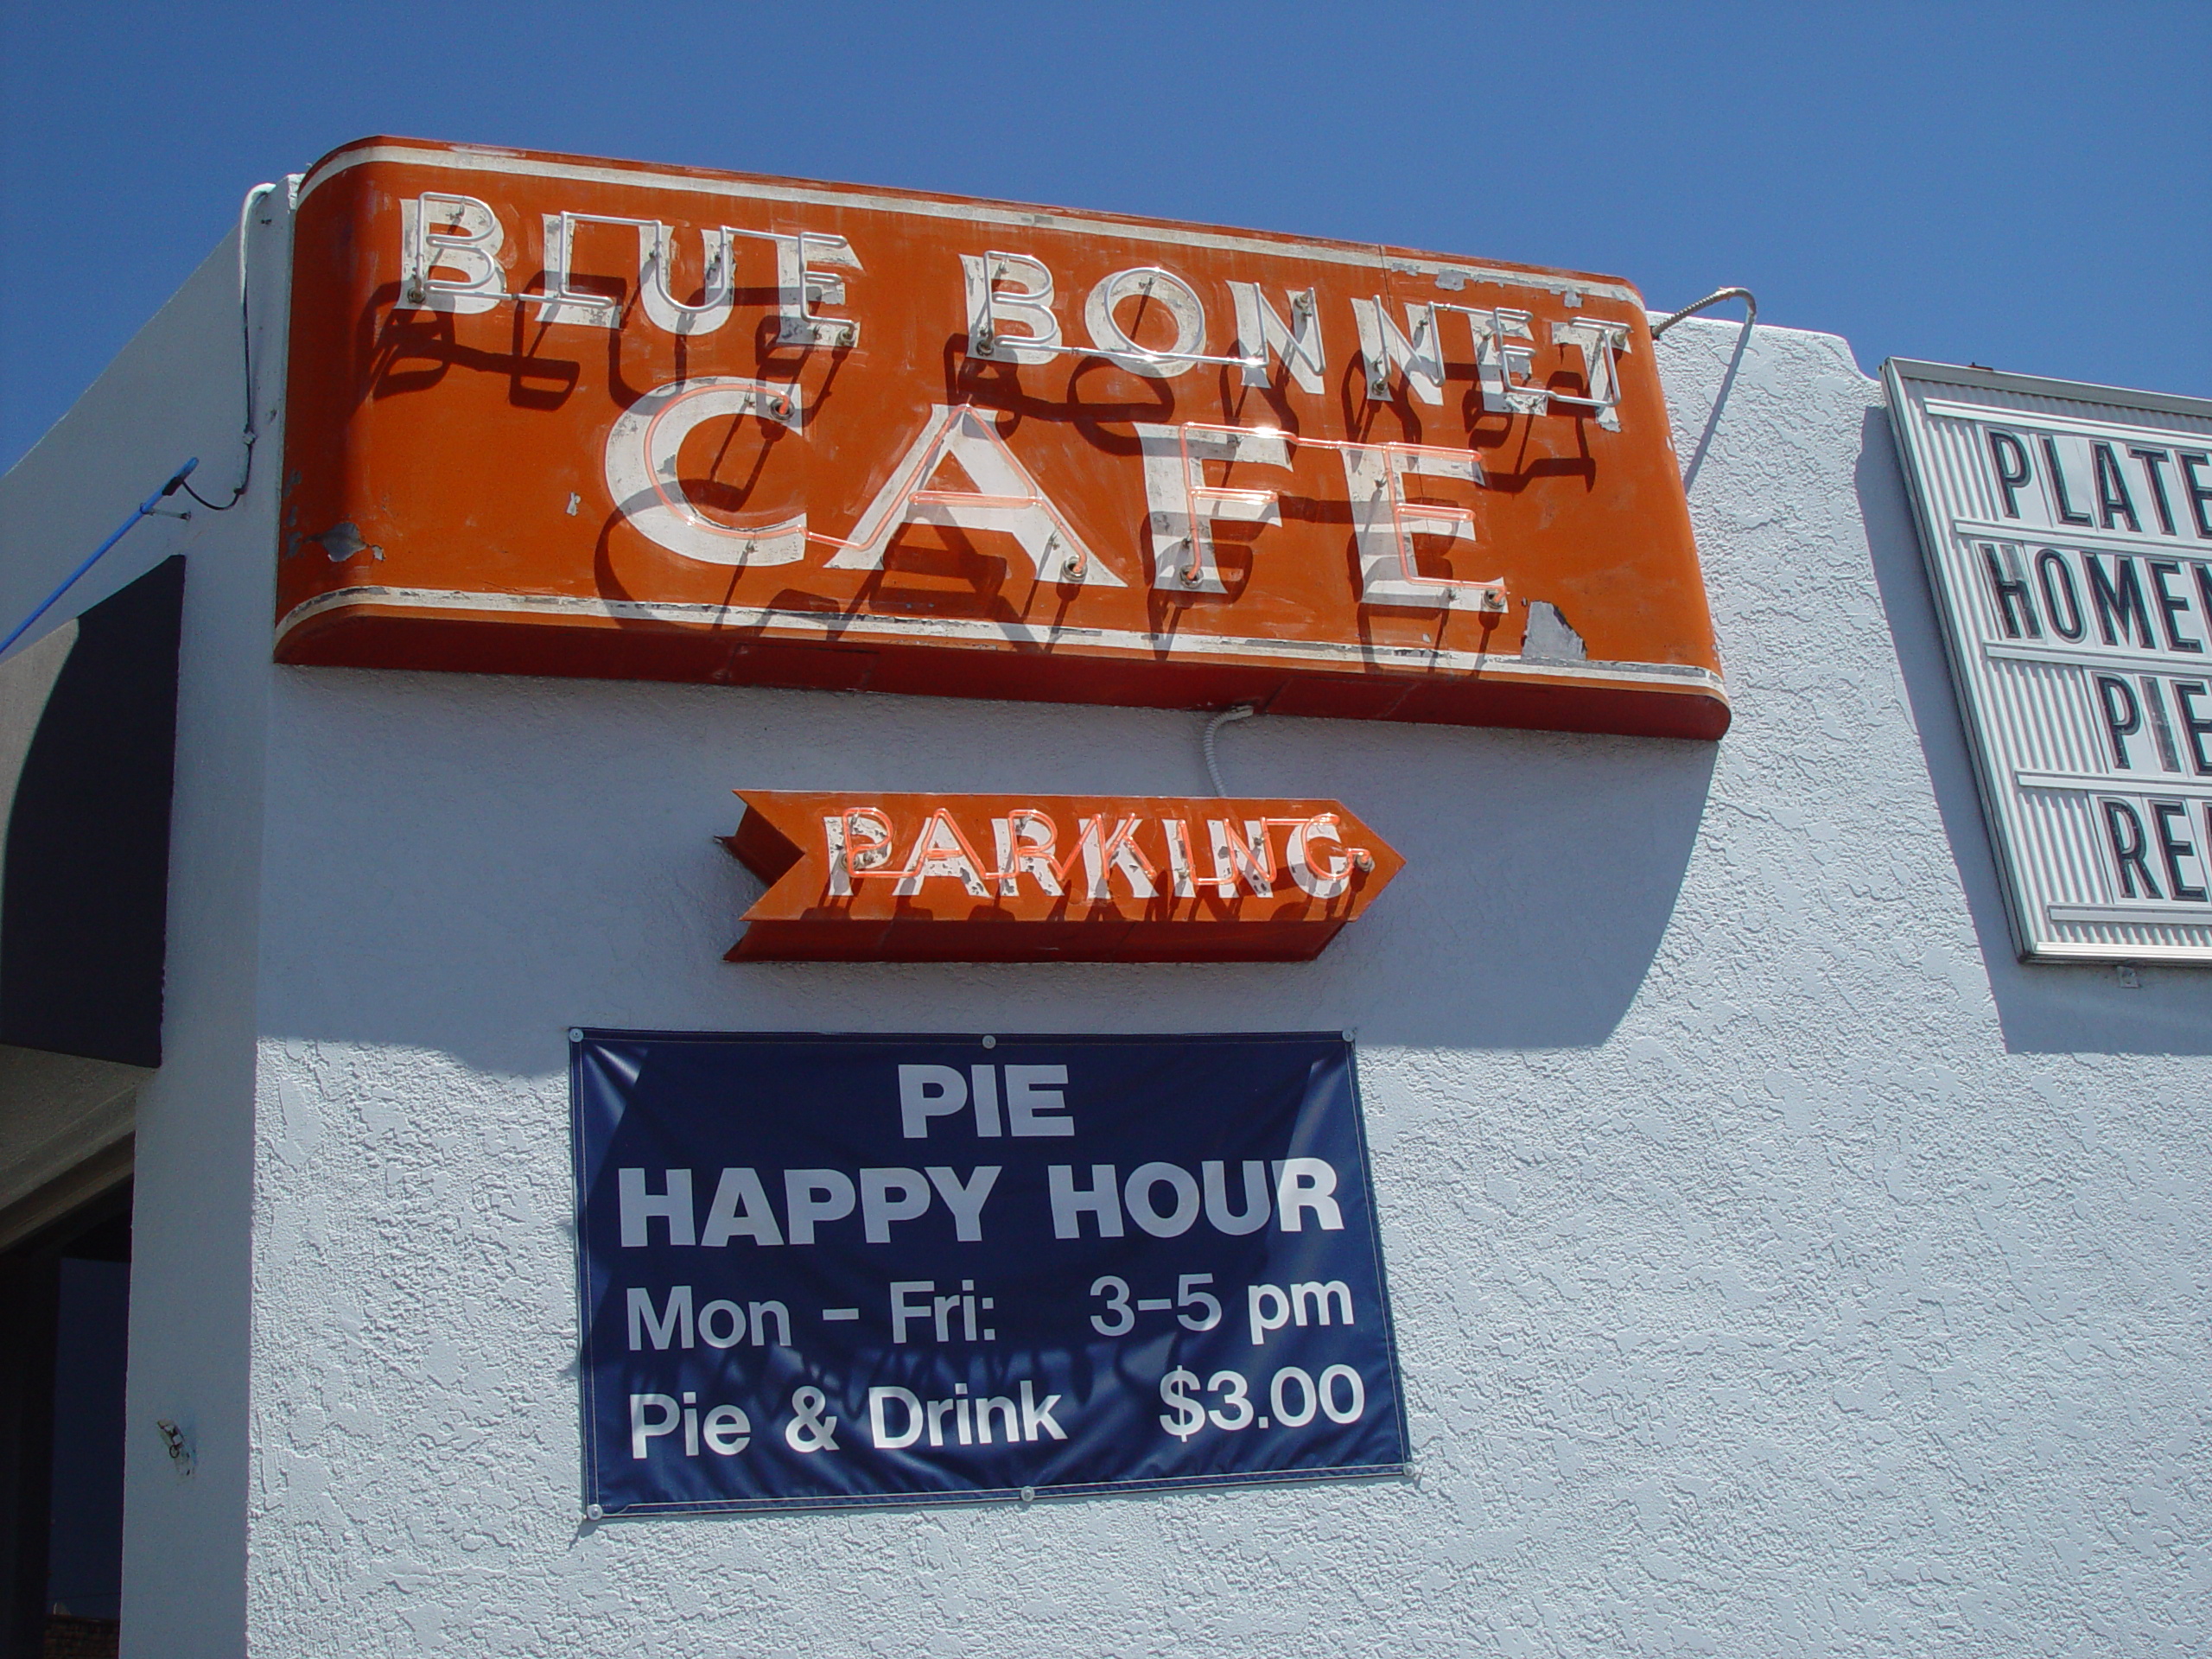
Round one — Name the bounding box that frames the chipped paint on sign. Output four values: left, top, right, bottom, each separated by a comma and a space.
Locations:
276, 138, 1726, 739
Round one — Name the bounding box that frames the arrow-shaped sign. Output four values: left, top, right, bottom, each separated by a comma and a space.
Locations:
721, 791, 1404, 963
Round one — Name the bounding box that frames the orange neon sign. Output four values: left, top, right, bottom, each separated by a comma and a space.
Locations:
278, 137, 1726, 740
721, 791, 1404, 962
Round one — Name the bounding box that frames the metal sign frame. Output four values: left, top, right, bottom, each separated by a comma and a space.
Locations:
1885, 358, 2212, 963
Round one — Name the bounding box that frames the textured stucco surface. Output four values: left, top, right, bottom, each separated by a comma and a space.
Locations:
1, 226, 286, 1659
113, 309, 2212, 1653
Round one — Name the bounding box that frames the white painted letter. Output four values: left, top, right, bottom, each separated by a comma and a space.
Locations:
398, 194, 506, 314
603, 377, 806, 566
1229, 283, 1325, 393
891, 811, 991, 898
772, 231, 861, 348
1077, 817, 1158, 901
1287, 815, 1351, 899
1550, 317, 1633, 431
823, 405, 1122, 587
1084, 265, 1208, 378
1135, 423, 1291, 594
637, 224, 735, 336
992, 810, 1065, 899
962, 250, 1064, 364
1206, 820, 1274, 898
533, 212, 631, 329
1458, 306, 1548, 416
1351, 297, 1444, 404
1337, 441, 1501, 612
899, 1065, 969, 1138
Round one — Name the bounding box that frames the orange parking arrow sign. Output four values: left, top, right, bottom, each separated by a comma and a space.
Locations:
722, 791, 1404, 963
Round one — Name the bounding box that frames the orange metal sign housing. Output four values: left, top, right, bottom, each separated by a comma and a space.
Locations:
722, 791, 1403, 962
278, 138, 1726, 739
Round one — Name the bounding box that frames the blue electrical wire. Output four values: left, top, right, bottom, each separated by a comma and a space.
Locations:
0, 458, 199, 660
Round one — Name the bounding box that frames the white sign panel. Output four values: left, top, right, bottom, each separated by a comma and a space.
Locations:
1885, 359, 2212, 963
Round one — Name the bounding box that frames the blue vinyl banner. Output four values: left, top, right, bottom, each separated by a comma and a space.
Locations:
570, 1030, 1405, 1514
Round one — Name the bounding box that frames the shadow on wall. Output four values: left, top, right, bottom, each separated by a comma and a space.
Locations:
733, 719, 1715, 1054
1344, 727, 1719, 1049
1857, 405, 2212, 1055
594, 715, 1714, 1058
254, 662, 1720, 1073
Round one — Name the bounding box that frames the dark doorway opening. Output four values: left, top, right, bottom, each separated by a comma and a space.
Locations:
1, 1184, 130, 1659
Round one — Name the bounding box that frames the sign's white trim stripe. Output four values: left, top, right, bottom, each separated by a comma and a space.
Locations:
296, 143, 1641, 306
1949, 517, 2212, 560
1921, 397, 2212, 447
2028, 938, 2212, 961
2045, 902, 2212, 931
1985, 640, 2212, 677
2016, 769, 2212, 799
1891, 359, 2212, 425
275, 585, 1726, 695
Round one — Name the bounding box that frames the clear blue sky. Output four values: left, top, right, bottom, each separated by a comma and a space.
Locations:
3, 1, 2206, 472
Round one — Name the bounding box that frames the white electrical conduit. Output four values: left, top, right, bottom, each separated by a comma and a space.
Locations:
1203, 704, 1257, 797
1651, 287, 1758, 494
0, 181, 282, 663
181, 180, 280, 512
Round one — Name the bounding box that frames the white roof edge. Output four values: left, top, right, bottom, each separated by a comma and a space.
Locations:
1885, 357, 2212, 422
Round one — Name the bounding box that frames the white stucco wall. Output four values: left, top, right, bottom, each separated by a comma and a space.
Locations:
0, 206, 289, 1657
224, 310, 2212, 1659
12, 242, 2210, 1654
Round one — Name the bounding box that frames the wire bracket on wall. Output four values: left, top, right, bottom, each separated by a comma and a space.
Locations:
1651, 287, 1758, 493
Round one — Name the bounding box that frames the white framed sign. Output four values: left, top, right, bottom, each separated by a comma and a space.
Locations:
1885, 359, 2212, 963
